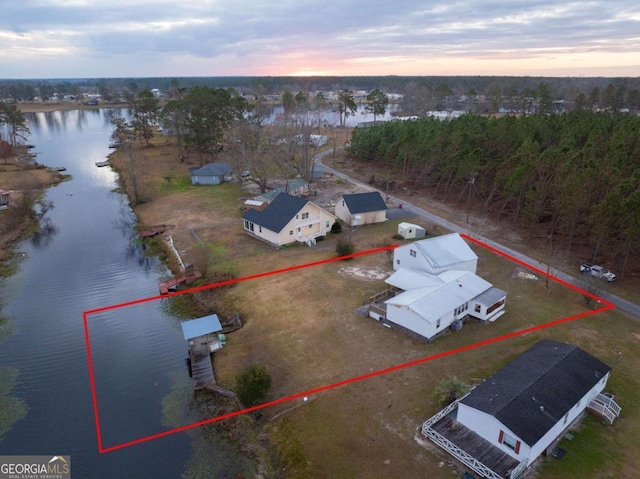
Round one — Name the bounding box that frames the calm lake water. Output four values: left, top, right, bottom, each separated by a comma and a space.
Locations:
264, 102, 402, 126
0, 109, 193, 477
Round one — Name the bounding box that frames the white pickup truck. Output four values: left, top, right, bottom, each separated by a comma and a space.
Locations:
580, 263, 616, 282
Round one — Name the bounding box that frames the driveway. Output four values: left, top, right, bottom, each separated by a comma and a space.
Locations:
315, 148, 640, 320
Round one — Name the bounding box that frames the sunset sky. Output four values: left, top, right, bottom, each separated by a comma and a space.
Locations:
1, 0, 639, 79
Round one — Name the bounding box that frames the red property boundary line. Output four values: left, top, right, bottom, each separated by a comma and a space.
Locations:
83, 237, 614, 453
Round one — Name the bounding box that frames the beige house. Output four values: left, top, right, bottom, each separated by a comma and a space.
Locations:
335, 191, 387, 226
242, 193, 336, 247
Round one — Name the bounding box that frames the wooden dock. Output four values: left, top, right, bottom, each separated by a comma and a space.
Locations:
190, 351, 216, 390
139, 224, 173, 238
159, 271, 202, 294
95, 161, 110, 167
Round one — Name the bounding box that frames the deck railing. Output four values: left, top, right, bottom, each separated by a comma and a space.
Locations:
588, 393, 621, 424
421, 394, 528, 479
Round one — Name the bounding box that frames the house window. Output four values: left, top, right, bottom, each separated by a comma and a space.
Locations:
326, 220, 330, 228
487, 298, 505, 315
410, 249, 417, 257
259, 226, 262, 233
244, 221, 254, 232
301, 212, 309, 219
396, 259, 400, 265
436, 318, 441, 328
289, 230, 293, 235
563, 413, 569, 425
498, 430, 521, 454
475, 304, 481, 313
309, 224, 313, 228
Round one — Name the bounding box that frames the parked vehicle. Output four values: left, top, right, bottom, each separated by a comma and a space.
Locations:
580, 263, 616, 282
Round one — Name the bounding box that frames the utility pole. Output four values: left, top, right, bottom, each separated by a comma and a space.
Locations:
466, 172, 476, 224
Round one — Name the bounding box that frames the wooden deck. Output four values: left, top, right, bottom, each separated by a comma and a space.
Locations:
159, 271, 202, 295
429, 414, 521, 479
139, 224, 173, 238
190, 351, 215, 390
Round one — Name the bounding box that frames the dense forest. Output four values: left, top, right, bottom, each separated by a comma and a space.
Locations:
348, 112, 640, 275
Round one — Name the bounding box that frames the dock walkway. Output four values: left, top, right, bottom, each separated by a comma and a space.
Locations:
159, 271, 202, 294
190, 352, 216, 390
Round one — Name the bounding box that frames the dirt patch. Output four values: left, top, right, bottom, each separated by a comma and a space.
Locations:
513, 269, 540, 281
337, 266, 390, 281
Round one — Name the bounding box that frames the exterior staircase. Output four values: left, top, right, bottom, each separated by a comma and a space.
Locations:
588, 393, 621, 424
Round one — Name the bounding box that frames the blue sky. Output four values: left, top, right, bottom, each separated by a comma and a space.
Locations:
1, 0, 639, 78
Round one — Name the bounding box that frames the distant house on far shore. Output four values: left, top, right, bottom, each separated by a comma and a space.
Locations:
188, 163, 234, 185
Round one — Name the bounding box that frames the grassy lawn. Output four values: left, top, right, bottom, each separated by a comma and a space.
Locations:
114, 136, 640, 478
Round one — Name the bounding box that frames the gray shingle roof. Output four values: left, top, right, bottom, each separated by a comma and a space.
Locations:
189, 162, 232, 177
341, 192, 387, 214
460, 339, 611, 445
242, 193, 307, 232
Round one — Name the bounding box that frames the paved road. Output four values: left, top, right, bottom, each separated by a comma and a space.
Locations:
315, 148, 640, 320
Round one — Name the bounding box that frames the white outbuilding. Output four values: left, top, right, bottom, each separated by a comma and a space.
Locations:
397, 222, 425, 239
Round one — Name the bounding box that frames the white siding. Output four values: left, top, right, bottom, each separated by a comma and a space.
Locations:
529, 373, 609, 460
393, 246, 432, 271
458, 372, 610, 465
456, 404, 531, 462
386, 304, 455, 340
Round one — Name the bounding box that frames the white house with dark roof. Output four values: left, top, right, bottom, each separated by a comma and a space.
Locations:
421, 340, 621, 479
368, 233, 506, 342
242, 193, 335, 247
188, 163, 234, 185
335, 191, 387, 226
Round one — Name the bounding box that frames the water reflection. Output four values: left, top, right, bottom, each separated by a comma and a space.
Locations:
30, 217, 58, 248
1, 108, 192, 478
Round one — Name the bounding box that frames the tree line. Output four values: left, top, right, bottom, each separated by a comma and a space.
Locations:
114, 86, 383, 195
3, 76, 639, 112
348, 112, 640, 275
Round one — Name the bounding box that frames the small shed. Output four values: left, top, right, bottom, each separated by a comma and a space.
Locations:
0, 189, 10, 210
188, 163, 234, 185
398, 222, 425, 239
181, 314, 225, 352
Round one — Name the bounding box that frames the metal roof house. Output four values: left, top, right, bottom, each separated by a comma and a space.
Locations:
242, 193, 336, 247
421, 340, 621, 479
188, 163, 234, 185
393, 232, 478, 274
335, 191, 387, 226
367, 233, 506, 342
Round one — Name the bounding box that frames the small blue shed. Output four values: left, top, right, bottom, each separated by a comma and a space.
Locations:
188, 163, 234, 185
181, 314, 223, 341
